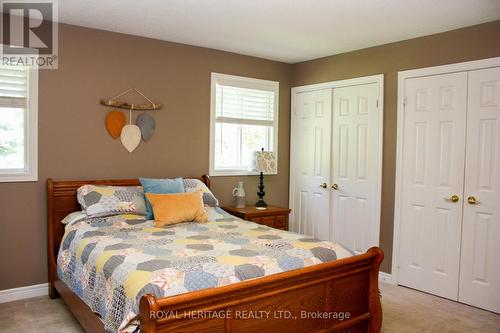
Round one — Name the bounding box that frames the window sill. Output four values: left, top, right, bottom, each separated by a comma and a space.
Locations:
0, 172, 38, 182
209, 170, 278, 177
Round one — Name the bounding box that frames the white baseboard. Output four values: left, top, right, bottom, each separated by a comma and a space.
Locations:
379, 272, 397, 285
0, 283, 48, 303
0, 273, 395, 303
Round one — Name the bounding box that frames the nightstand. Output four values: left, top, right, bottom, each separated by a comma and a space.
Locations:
222, 206, 291, 230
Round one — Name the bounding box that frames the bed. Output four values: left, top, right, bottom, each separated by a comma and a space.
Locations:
47, 176, 383, 333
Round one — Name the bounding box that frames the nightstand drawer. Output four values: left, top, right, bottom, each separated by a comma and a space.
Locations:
249, 215, 288, 230
276, 215, 288, 230
221, 206, 291, 231
251, 216, 276, 227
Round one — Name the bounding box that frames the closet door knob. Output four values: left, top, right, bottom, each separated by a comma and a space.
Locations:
331, 183, 339, 190
445, 195, 459, 203
319, 183, 328, 189
467, 196, 479, 205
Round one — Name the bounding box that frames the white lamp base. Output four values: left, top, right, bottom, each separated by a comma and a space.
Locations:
255, 207, 267, 210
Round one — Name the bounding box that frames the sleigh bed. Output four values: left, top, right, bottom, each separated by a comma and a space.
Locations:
47, 176, 383, 333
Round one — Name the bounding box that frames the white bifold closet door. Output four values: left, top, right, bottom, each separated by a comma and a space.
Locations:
291, 81, 381, 252
398, 66, 500, 313
398, 72, 468, 300
292, 89, 332, 239
459, 67, 500, 313
331, 83, 380, 254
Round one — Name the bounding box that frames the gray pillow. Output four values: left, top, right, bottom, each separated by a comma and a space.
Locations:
77, 185, 147, 218
183, 179, 219, 206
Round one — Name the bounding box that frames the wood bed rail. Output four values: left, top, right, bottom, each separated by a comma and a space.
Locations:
140, 247, 383, 333
47, 176, 382, 333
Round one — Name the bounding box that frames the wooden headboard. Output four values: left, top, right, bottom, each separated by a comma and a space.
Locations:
46, 175, 210, 298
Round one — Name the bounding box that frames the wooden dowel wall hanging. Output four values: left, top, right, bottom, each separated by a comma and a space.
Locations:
101, 87, 160, 152
101, 87, 162, 110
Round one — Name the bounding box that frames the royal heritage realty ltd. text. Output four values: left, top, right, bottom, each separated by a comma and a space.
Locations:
150, 310, 351, 321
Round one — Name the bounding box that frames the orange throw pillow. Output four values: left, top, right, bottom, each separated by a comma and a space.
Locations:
146, 191, 208, 227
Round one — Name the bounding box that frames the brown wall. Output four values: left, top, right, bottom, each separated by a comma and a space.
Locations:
0, 24, 291, 290
1, 20, 500, 290
291, 20, 500, 273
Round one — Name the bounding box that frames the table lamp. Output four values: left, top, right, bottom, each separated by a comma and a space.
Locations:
251, 148, 277, 210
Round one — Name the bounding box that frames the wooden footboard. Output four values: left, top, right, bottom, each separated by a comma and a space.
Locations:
140, 247, 383, 333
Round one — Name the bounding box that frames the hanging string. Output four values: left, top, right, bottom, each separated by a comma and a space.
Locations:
110, 88, 155, 106
101, 87, 161, 111
129, 108, 132, 125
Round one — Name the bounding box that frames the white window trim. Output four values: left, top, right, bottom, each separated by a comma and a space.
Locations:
209, 72, 279, 177
0, 66, 38, 182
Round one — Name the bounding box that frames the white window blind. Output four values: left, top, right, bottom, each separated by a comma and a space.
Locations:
0, 66, 28, 106
210, 73, 279, 176
215, 85, 275, 124
0, 64, 37, 182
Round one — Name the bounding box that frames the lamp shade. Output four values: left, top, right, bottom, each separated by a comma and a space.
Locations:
251, 151, 277, 174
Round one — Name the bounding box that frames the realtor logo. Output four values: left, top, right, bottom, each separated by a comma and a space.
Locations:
1, 0, 58, 69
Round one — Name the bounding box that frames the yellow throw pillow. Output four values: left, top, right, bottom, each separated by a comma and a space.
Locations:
146, 191, 208, 227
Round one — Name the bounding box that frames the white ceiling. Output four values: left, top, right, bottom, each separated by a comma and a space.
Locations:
58, 0, 500, 63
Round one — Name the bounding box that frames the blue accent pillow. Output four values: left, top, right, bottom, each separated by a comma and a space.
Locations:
140, 177, 185, 219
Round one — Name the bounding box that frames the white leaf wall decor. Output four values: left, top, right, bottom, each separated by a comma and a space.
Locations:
120, 125, 141, 152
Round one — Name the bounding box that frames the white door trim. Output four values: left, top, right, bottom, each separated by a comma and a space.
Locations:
290, 74, 384, 246
379, 272, 397, 285
393, 56, 500, 285
292, 74, 384, 93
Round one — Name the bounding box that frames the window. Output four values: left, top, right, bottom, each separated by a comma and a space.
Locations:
0, 64, 37, 182
210, 73, 278, 176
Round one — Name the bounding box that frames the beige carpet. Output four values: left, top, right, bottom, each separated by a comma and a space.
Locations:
380, 283, 500, 333
0, 296, 83, 333
0, 283, 498, 332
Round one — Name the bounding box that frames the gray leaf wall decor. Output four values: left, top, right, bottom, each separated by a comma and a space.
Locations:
136, 113, 156, 142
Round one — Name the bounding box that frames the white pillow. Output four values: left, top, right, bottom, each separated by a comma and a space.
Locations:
61, 211, 86, 225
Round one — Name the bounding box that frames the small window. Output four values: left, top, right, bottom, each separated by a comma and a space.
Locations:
209, 73, 278, 176
0, 64, 38, 182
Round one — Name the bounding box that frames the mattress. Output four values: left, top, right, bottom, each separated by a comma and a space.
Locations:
57, 206, 353, 332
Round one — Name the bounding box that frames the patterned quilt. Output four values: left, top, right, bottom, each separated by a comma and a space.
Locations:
57, 207, 353, 333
